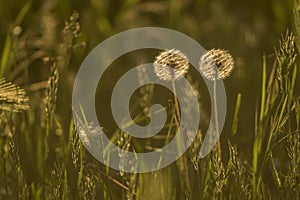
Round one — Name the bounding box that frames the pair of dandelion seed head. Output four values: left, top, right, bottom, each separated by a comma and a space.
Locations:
153, 48, 234, 81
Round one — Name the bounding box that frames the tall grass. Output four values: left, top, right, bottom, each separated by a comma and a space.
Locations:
0, 1, 299, 200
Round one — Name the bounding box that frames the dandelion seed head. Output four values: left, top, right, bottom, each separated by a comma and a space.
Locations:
154, 49, 189, 81
199, 49, 234, 81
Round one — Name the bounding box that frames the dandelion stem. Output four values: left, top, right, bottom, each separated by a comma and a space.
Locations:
171, 79, 192, 197
213, 80, 221, 157
171, 79, 181, 126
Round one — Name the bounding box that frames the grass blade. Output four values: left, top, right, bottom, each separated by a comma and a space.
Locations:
231, 93, 242, 135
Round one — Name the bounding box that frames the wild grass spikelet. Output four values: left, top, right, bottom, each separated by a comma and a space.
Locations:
0, 78, 29, 112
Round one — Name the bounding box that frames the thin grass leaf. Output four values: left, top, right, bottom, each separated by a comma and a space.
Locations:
264, 62, 277, 115
293, 0, 300, 50
0, 35, 12, 78
231, 93, 242, 135
252, 55, 267, 197
290, 63, 297, 96
296, 98, 300, 126
62, 169, 69, 199
259, 54, 267, 122
30, 183, 43, 200
14, 1, 32, 26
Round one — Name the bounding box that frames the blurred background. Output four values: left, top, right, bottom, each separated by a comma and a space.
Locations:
0, 0, 294, 157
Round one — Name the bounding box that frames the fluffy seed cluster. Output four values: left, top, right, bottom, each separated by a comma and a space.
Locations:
199, 49, 234, 81
154, 49, 189, 81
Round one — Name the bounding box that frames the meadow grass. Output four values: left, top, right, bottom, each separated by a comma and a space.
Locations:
0, 1, 299, 200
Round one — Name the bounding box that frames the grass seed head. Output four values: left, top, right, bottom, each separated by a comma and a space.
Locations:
275, 31, 297, 91
0, 78, 29, 112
